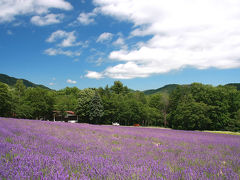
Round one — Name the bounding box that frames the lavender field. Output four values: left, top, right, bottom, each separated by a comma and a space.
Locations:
0, 118, 239, 180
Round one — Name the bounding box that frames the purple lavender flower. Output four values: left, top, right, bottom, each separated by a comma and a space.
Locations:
0, 117, 239, 179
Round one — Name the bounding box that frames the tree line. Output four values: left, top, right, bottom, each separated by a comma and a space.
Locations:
0, 80, 239, 131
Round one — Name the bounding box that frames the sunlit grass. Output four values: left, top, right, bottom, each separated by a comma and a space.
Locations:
204, 131, 240, 136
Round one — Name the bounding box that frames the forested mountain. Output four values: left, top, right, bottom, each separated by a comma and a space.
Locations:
0, 73, 50, 90
225, 83, 240, 90
1, 73, 238, 93
143, 84, 180, 95
144, 83, 240, 95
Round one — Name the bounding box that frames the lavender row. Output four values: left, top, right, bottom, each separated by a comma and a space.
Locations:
0, 117, 239, 179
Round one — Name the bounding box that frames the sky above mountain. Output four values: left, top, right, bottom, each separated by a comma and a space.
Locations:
0, 0, 240, 90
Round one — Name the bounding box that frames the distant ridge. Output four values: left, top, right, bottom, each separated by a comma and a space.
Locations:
0, 73, 50, 90
143, 84, 179, 95
225, 83, 240, 90
143, 83, 240, 95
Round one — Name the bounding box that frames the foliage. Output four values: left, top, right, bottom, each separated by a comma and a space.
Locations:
54, 95, 77, 115
225, 83, 240, 90
14, 80, 26, 97
89, 92, 104, 124
24, 88, 54, 119
172, 97, 211, 130
0, 82, 12, 117
149, 93, 169, 127
143, 84, 179, 95
0, 80, 239, 131
76, 88, 95, 122
168, 83, 240, 131
110, 80, 129, 94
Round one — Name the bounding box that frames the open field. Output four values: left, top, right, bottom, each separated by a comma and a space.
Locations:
203, 131, 240, 136
0, 117, 240, 179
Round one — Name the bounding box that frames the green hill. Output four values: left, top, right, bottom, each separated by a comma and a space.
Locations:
143, 84, 179, 95
225, 83, 240, 90
144, 83, 240, 95
0, 73, 50, 90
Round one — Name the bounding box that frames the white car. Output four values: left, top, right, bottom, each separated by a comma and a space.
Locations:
112, 122, 120, 126
68, 120, 77, 123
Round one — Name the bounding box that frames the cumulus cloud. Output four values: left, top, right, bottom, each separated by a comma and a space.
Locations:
46, 30, 80, 47
97, 32, 113, 43
85, 71, 103, 79
0, 0, 72, 23
77, 12, 96, 25
67, 79, 77, 84
44, 48, 81, 57
89, 0, 240, 79
113, 37, 124, 46
31, 13, 64, 26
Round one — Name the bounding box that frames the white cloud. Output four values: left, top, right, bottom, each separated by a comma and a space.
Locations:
91, 0, 240, 79
45, 30, 86, 58
113, 37, 124, 46
67, 79, 77, 84
44, 48, 81, 57
85, 71, 103, 79
97, 32, 113, 43
112, 36, 128, 49
46, 30, 79, 47
49, 82, 55, 86
31, 13, 64, 26
77, 12, 96, 25
0, 0, 72, 23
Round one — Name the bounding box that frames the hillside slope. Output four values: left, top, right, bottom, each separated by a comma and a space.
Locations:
143, 84, 179, 95
225, 83, 240, 90
0, 73, 50, 90
143, 83, 240, 95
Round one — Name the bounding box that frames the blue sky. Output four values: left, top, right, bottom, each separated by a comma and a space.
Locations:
0, 0, 240, 91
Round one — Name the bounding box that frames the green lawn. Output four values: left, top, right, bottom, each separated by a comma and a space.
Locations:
204, 131, 240, 136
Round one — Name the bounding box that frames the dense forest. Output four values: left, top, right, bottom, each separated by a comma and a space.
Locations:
0, 80, 239, 131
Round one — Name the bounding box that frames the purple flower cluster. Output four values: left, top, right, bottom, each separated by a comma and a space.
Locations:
0, 117, 239, 179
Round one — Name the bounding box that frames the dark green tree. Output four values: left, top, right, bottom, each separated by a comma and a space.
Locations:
13, 80, 27, 118
101, 93, 120, 124
172, 95, 211, 130
168, 83, 240, 131
89, 92, 104, 124
111, 81, 124, 94
144, 106, 162, 126
76, 88, 95, 122
54, 95, 77, 115
58, 87, 80, 97
15, 79, 26, 98
15, 103, 34, 119
23, 88, 54, 119
0, 82, 12, 117
149, 93, 169, 127
110, 81, 129, 94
